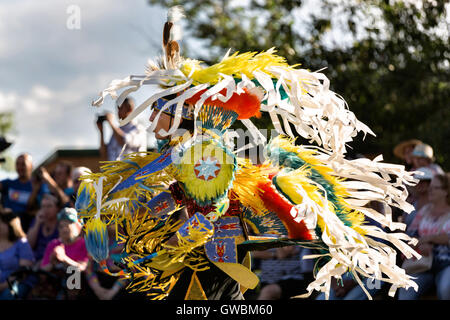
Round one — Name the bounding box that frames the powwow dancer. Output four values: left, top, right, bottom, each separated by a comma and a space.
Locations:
75, 7, 421, 300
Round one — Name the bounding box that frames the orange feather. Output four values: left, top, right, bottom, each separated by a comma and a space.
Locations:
186, 88, 261, 120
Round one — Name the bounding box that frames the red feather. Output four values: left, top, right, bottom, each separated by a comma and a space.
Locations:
257, 181, 312, 240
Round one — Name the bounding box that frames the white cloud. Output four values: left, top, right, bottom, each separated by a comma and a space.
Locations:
22, 97, 40, 114
0, 91, 19, 111
31, 85, 54, 100
0, 0, 168, 90
0, 0, 166, 179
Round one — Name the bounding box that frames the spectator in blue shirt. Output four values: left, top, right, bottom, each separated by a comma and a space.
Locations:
0, 153, 48, 231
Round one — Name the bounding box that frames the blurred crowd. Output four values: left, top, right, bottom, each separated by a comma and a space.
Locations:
0, 123, 448, 300
0, 157, 136, 300
0, 98, 146, 300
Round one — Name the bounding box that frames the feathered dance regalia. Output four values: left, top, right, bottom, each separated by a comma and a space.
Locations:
76, 7, 421, 300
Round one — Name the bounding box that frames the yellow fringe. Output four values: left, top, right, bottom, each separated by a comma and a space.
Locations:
77, 151, 176, 225
161, 219, 214, 269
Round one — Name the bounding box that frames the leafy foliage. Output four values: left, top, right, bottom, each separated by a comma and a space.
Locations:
0, 111, 13, 136
0, 111, 14, 171
149, 0, 450, 169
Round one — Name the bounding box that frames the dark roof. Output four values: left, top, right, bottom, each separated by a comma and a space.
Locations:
38, 148, 100, 168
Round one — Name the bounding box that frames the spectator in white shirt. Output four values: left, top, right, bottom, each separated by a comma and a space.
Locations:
96, 97, 147, 161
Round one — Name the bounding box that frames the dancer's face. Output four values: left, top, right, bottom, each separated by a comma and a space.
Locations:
149, 109, 173, 140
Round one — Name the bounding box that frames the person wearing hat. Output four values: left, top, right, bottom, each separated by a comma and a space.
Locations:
393, 139, 423, 170
411, 143, 444, 176
403, 167, 434, 234
40, 207, 88, 273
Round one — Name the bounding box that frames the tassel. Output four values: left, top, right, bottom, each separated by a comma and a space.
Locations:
75, 180, 95, 215
84, 217, 109, 263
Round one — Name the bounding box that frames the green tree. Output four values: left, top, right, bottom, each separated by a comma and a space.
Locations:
0, 111, 13, 136
0, 111, 15, 172
149, 0, 450, 169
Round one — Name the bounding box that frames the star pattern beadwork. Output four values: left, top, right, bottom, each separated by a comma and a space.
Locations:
194, 156, 221, 181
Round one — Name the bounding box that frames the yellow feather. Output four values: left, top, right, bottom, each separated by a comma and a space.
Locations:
180, 49, 298, 86
231, 158, 277, 216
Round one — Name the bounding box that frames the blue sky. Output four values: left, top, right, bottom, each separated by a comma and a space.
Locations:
0, 0, 359, 180
0, 0, 169, 178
